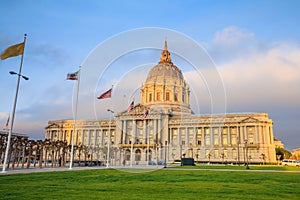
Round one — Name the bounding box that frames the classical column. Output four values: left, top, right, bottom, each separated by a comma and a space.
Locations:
219, 126, 222, 147
237, 125, 240, 165
269, 125, 274, 144
210, 127, 214, 148
255, 125, 259, 144
87, 129, 91, 146
201, 127, 205, 147
177, 128, 180, 146
185, 127, 188, 146
227, 126, 231, 146
122, 120, 126, 144
239, 125, 244, 143
244, 126, 247, 140
265, 125, 270, 145
130, 120, 136, 167
193, 127, 197, 146
143, 119, 147, 144
158, 118, 162, 144
80, 130, 84, 145
258, 125, 263, 144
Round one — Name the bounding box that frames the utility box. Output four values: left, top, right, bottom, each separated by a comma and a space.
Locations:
181, 158, 195, 166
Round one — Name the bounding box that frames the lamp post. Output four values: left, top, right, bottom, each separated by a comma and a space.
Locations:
2, 71, 29, 173
243, 139, 247, 165
237, 136, 240, 166
9, 71, 29, 80
164, 141, 167, 168
244, 139, 250, 169
106, 109, 114, 168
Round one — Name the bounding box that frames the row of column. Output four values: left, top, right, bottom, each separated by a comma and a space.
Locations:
170, 124, 273, 148
120, 118, 163, 145
46, 128, 114, 146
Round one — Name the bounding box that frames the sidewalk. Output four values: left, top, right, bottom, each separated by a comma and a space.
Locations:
0, 165, 166, 175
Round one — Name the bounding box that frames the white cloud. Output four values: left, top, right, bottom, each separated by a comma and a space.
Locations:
213, 26, 255, 47
208, 26, 257, 63
218, 43, 300, 109
184, 26, 300, 149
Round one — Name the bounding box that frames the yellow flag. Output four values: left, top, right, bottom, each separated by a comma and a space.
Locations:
1, 42, 25, 60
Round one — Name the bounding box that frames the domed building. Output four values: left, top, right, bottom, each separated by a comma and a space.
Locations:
45, 41, 276, 165
140, 40, 191, 115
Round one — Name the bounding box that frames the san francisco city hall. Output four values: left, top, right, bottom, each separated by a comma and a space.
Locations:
45, 42, 277, 165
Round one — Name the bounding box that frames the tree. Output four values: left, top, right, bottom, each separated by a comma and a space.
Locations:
276, 148, 292, 160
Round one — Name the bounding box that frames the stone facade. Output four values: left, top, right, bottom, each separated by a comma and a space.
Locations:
45, 41, 276, 164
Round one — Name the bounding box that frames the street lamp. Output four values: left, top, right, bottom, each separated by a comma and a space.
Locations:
2, 70, 29, 173
106, 109, 114, 168
164, 141, 167, 168
9, 71, 29, 80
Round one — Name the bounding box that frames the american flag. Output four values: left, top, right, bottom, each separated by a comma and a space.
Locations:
97, 88, 112, 99
5, 115, 10, 128
141, 110, 149, 120
127, 101, 134, 112
66, 71, 79, 80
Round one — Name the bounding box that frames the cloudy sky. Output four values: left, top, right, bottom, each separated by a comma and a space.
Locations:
0, 0, 299, 151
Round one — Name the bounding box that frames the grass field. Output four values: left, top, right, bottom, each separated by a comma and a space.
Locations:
1, 167, 300, 200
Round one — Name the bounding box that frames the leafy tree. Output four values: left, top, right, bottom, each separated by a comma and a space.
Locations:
276, 148, 292, 160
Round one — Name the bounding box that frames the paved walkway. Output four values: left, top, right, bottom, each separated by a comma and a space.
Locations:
0, 165, 166, 175
1, 165, 299, 175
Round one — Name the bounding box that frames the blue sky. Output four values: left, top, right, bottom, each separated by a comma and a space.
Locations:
0, 0, 300, 151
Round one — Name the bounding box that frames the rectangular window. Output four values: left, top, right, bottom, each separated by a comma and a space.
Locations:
205, 133, 210, 146
223, 149, 228, 158
214, 133, 219, 146
232, 134, 237, 146
139, 129, 143, 136
231, 128, 237, 146
247, 127, 254, 144
214, 149, 219, 158
149, 93, 152, 102
188, 129, 194, 146
197, 128, 202, 145
206, 150, 211, 158
223, 134, 228, 146
157, 92, 161, 101
166, 92, 170, 101
232, 149, 237, 160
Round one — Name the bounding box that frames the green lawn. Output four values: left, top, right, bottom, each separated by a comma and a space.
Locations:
1, 168, 300, 199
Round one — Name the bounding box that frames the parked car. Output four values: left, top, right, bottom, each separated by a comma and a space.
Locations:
157, 160, 166, 165
282, 159, 300, 166
148, 161, 156, 165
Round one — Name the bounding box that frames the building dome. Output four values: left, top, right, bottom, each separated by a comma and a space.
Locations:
146, 40, 184, 83
146, 63, 183, 83
140, 40, 191, 114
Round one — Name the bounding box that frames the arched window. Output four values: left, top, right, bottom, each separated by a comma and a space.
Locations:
146, 149, 152, 161
135, 149, 141, 161
125, 150, 131, 161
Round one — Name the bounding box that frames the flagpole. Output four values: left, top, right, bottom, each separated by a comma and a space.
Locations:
147, 120, 150, 166
130, 120, 134, 167
2, 34, 27, 173
69, 66, 81, 169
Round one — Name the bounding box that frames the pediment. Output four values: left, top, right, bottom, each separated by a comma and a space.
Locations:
117, 104, 149, 116
45, 123, 61, 129
116, 103, 168, 117
240, 117, 259, 123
